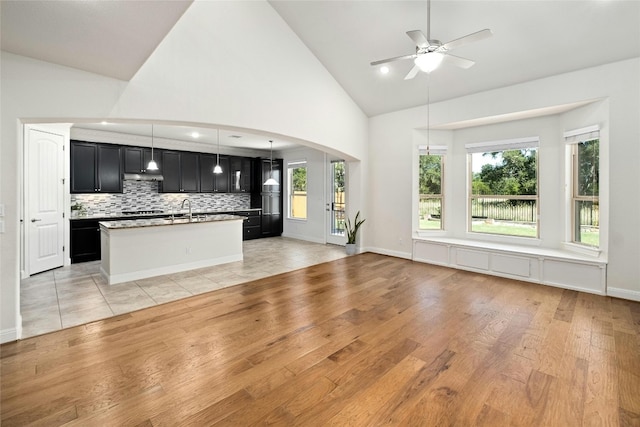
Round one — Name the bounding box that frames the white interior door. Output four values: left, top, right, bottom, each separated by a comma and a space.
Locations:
326, 160, 346, 246
28, 128, 65, 275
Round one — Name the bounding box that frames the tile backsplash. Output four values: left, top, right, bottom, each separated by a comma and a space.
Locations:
71, 181, 251, 215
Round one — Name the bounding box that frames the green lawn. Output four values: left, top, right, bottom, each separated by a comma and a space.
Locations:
419, 219, 441, 230
420, 220, 600, 247
578, 231, 599, 247
471, 222, 537, 237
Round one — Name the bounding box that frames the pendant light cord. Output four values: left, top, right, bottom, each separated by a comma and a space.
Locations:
151, 124, 154, 160
427, 72, 430, 155
270, 140, 274, 176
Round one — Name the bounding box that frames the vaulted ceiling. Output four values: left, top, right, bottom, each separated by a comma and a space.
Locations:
2, 1, 639, 119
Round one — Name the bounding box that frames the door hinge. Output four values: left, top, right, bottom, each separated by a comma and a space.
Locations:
63, 245, 65, 252
62, 212, 65, 218
61, 178, 65, 184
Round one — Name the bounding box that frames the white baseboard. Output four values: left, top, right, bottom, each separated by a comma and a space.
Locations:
607, 287, 640, 302
1, 314, 21, 343
281, 233, 326, 245
366, 246, 412, 260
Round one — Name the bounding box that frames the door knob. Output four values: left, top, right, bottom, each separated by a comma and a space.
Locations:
31, 218, 41, 222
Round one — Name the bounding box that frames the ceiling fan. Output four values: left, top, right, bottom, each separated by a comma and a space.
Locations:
371, 0, 492, 79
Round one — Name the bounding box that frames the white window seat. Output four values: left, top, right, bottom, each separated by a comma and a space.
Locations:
412, 237, 607, 295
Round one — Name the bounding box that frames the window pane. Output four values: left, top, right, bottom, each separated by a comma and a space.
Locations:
418, 154, 443, 230
574, 200, 599, 247
577, 139, 599, 197
470, 146, 538, 238
419, 196, 441, 229
288, 166, 307, 219
470, 198, 538, 237
419, 154, 441, 195
471, 149, 537, 196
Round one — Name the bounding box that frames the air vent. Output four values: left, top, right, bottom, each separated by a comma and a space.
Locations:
229, 135, 242, 139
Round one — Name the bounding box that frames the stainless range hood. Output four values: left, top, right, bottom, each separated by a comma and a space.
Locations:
123, 173, 164, 181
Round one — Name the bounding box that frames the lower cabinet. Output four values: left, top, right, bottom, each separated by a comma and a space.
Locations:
70, 219, 101, 263
233, 210, 262, 240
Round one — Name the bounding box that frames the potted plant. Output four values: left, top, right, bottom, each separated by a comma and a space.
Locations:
345, 211, 365, 255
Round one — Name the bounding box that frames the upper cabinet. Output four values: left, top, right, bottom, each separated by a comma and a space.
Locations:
123, 146, 162, 174
199, 154, 230, 193
160, 151, 199, 193
229, 156, 252, 193
70, 140, 258, 195
70, 141, 122, 193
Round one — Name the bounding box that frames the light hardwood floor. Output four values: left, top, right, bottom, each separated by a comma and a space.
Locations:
2, 253, 639, 426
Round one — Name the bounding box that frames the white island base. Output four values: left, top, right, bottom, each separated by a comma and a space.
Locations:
100, 217, 244, 285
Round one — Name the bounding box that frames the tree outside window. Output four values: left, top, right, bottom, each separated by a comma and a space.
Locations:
419, 154, 443, 230
288, 162, 307, 219
469, 147, 538, 237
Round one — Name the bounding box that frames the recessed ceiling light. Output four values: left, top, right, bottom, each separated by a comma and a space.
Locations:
229, 135, 242, 139
101, 121, 108, 125
380, 66, 390, 75
191, 132, 200, 138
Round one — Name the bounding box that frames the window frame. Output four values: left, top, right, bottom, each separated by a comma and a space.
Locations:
418, 147, 446, 231
466, 137, 540, 239
287, 159, 307, 220
565, 126, 600, 248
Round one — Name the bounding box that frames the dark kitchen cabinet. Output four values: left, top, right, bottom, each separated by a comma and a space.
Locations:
160, 151, 199, 193
70, 219, 101, 263
229, 156, 252, 193
124, 146, 162, 174
233, 210, 262, 240
70, 141, 122, 193
199, 154, 230, 193
252, 158, 283, 237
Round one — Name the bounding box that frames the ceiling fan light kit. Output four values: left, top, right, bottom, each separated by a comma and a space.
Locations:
414, 52, 443, 73
370, 0, 492, 79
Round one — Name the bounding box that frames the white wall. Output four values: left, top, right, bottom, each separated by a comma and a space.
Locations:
0, 1, 368, 342
368, 58, 640, 300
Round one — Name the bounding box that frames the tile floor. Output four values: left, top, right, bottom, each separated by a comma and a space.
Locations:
21, 237, 347, 338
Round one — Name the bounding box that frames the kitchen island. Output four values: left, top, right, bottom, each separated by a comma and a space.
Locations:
99, 214, 244, 285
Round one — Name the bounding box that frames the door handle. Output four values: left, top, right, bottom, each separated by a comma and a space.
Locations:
31, 218, 41, 222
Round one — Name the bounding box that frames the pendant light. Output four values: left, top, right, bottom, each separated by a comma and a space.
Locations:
213, 129, 222, 174
263, 140, 279, 186
147, 124, 159, 171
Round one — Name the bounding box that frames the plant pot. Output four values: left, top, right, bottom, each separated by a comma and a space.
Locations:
345, 243, 357, 255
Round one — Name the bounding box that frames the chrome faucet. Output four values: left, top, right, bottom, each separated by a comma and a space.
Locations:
181, 198, 192, 221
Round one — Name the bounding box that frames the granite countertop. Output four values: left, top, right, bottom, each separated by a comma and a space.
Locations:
72, 208, 261, 221
99, 214, 245, 230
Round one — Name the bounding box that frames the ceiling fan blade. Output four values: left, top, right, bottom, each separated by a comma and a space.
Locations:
406, 30, 430, 48
370, 53, 417, 67
443, 54, 475, 69
404, 65, 420, 80
441, 28, 492, 51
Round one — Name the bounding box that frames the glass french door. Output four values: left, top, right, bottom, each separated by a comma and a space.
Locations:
326, 160, 346, 245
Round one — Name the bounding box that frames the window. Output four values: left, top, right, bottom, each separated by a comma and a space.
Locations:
467, 137, 539, 238
566, 126, 599, 247
418, 146, 445, 230
288, 160, 307, 220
